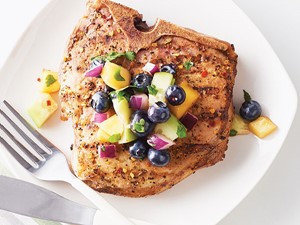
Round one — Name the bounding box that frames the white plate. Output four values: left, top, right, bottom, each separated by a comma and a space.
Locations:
0, 0, 297, 225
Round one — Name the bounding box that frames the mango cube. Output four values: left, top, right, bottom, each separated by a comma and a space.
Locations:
249, 116, 277, 138
168, 81, 200, 119
39, 69, 60, 93
101, 62, 131, 90
27, 93, 58, 128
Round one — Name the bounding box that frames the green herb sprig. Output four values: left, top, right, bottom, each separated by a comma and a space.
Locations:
229, 129, 238, 136
45, 74, 57, 87
108, 133, 121, 143
183, 61, 194, 70
177, 122, 187, 138
147, 84, 158, 96
92, 51, 136, 62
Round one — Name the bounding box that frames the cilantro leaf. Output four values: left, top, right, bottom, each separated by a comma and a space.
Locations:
108, 133, 121, 143
45, 74, 57, 87
134, 118, 145, 133
183, 61, 194, 70
243, 90, 252, 102
93, 51, 136, 63
147, 85, 158, 96
113, 69, 125, 81
105, 52, 124, 61
110, 90, 130, 102
91, 55, 101, 61
229, 129, 238, 136
115, 91, 126, 101
125, 51, 136, 61
177, 122, 187, 138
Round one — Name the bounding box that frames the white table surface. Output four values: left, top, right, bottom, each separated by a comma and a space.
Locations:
0, 1, 299, 225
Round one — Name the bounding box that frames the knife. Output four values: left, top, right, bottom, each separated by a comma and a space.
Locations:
0, 175, 153, 225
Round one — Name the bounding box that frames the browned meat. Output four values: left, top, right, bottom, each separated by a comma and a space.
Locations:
58, 0, 237, 197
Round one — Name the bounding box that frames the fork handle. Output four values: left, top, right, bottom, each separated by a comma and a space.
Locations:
70, 178, 135, 225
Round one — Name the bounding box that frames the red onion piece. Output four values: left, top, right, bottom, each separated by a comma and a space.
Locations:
98, 144, 116, 158
93, 112, 108, 123
180, 112, 198, 131
130, 93, 149, 110
147, 134, 175, 150
84, 64, 103, 77
142, 63, 159, 75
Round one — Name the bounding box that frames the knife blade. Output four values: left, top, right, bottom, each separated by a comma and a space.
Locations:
0, 175, 96, 225
0, 175, 154, 225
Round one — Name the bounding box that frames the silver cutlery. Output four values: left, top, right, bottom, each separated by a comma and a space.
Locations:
0, 175, 153, 225
0, 175, 96, 225
0, 100, 134, 225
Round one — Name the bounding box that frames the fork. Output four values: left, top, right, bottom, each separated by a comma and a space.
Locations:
0, 100, 135, 225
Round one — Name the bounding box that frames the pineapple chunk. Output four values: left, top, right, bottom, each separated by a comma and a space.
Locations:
97, 128, 110, 142
168, 81, 200, 119
27, 93, 58, 128
231, 114, 250, 135
249, 116, 277, 138
39, 69, 60, 93
99, 114, 124, 136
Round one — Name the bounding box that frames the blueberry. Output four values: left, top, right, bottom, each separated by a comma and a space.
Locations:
160, 63, 177, 75
239, 100, 262, 121
131, 73, 152, 93
165, 85, 186, 105
91, 91, 111, 113
148, 101, 170, 123
148, 148, 170, 167
130, 110, 155, 137
129, 140, 149, 159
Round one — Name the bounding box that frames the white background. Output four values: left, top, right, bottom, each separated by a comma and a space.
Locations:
0, 1, 299, 225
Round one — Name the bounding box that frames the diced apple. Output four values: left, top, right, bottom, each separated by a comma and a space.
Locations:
231, 114, 250, 135
119, 126, 137, 144
249, 116, 277, 138
27, 93, 58, 128
112, 93, 132, 125
149, 72, 174, 105
38, 69, 60, 93
110, 90, 137, 143
168, 81, 200, 119
154, 114, 187, 140
101, 61, 131, 90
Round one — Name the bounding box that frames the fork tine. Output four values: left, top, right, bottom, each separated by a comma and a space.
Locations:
0, 136, 37, 171
0, 123, 43, 163
3, 101, 60, 154
0, 105, 51, 158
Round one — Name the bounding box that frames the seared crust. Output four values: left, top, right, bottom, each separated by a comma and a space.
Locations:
59, 0, 237, 197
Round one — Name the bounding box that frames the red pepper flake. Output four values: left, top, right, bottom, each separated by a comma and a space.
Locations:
46, 100, 51, 106
222, 72, 228, 77
209, 120, 216, 127
201, 70, 208, 77
115, 167, 123, 174
37, 77, 41, 82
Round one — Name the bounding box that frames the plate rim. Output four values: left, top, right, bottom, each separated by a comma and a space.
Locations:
0, 1, 298, 225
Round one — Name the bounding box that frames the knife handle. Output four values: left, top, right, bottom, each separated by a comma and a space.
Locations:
70, 177, 135, 225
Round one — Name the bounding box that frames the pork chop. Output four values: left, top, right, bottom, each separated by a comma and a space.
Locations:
59, 0, 237, 197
